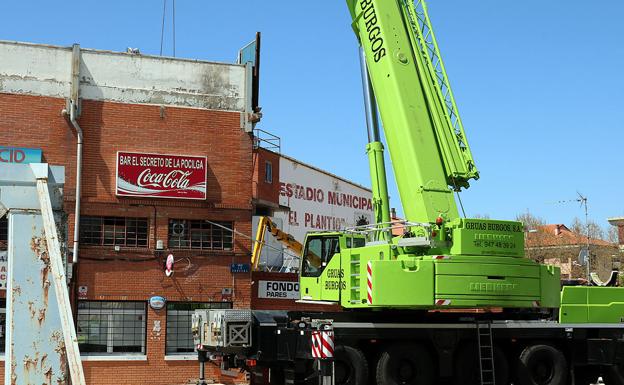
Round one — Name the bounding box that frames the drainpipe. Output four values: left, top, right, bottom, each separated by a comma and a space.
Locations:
68, 101, 83, 264
62, 44, 83, 265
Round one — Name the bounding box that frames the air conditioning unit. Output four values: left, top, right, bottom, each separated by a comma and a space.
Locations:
172, 221, 187, 237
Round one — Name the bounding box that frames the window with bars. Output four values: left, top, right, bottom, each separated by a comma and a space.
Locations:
77, 301, 146, 354
166, 302, 232, 354
80, 216, 149, 247
168, 220, 233, 250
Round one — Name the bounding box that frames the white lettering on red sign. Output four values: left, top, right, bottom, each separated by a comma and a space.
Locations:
116, 152, 207, 200
137, 169, 192, 189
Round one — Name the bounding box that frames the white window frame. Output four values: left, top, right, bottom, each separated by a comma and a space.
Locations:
78, 301, 146, 356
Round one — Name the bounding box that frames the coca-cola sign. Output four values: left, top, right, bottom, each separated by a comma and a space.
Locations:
116, 152, 207, 200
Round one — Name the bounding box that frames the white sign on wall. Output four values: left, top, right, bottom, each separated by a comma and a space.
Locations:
275, 156, 374, 244
258, 280, 300, 299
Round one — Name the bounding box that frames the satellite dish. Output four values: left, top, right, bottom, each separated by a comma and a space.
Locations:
578, 247, 589, 266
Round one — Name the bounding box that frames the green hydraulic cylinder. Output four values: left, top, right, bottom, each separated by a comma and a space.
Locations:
366, 141, 391, 227
359, 47, 391, 236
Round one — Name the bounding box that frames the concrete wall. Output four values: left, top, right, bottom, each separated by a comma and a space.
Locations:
0, 40, 247, 111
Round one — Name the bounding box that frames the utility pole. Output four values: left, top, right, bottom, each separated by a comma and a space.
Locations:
554, 192, 591, 282
577, 193, 590, 282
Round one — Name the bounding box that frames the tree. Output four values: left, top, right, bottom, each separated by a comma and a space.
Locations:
570, 217, 606, 241
515, 210, 545, 231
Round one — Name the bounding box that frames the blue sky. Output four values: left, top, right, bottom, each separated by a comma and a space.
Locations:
2, 1, 623, 231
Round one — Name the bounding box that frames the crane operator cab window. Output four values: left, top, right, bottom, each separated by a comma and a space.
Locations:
302, 236, 340, 277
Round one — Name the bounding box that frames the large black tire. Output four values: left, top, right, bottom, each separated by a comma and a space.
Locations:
334, 345, 369, 385
376, 343, 435, 385
453, 344, 509, 385
603, 362, 624, 385
515, 344, 568, 385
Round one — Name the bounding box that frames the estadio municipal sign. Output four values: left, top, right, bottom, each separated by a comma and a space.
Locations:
116, 152, 207, 200
258, 280, 300, 299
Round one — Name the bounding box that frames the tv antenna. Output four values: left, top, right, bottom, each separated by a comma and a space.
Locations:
555, 192, 590, 281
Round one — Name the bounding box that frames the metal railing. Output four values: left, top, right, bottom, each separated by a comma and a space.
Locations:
345, 220, 430, 235
253, 128, 281, 152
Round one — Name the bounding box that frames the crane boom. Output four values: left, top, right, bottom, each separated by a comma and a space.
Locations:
347, 0, 477, 223
294, 0, 560, 310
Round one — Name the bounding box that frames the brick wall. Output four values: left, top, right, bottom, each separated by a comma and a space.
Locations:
0, 92, 253, 384
252, 148, 280, 207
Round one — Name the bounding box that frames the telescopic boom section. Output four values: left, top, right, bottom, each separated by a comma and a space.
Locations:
347, 0, 479, 223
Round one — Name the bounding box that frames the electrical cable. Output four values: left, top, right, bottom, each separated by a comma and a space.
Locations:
456, 191, 467, 218
205, 220, 302, 266
450, 175, 467, 218
160, 0, 167, 56
172, 0, 176, 57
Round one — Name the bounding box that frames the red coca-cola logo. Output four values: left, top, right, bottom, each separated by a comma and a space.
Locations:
116, 152, 207, 200
137, 169, 192, 189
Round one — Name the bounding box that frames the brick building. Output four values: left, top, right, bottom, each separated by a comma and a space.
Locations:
608, 217, 624, 252
526, 224, 619, 282
251, 147, 374, 272
0, 40, 258, 384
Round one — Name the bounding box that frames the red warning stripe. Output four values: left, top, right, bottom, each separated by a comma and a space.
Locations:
367, 261, 373, 305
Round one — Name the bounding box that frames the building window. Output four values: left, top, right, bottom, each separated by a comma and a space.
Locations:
80, 216, 149, 247
166, 302, 232, 354
265, 161, 273, 183
77, 301, 146, 354
168, 220, 233, 250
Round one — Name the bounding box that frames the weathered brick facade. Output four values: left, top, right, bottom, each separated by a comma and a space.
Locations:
0, 46, 253, 384
252, 148, 281, 209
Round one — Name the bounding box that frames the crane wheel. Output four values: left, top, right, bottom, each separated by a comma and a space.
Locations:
375, 343, 434, 385
515, 344, 568, 385
603, 362, 624, 385
453, 344, 509, 385
334, 345, 369, 385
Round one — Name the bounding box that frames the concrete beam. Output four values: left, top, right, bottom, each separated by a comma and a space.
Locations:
0, 40, 246, 112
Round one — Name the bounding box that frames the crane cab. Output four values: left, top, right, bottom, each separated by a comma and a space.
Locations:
299, 232, 365, 304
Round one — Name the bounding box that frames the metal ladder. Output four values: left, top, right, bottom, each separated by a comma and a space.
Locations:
476, 321, 496, 385
349, 254, 361, 304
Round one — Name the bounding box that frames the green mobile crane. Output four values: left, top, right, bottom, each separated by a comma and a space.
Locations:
193, 1, 624, 384
298, 0, 560, 309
